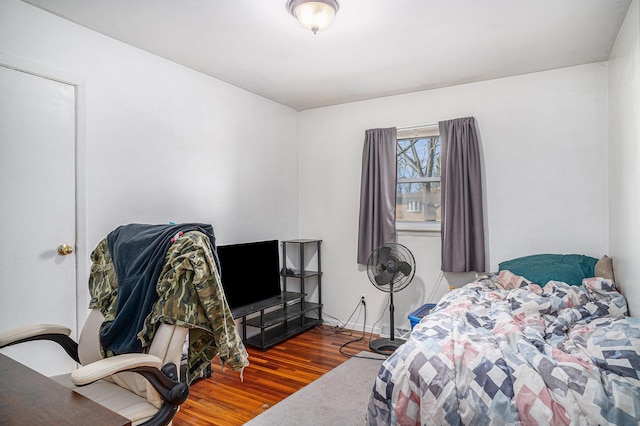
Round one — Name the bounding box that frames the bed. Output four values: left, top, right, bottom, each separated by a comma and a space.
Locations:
367, 255, 640, 425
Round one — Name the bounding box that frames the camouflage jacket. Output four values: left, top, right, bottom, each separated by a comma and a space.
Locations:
88, 231, 249, 383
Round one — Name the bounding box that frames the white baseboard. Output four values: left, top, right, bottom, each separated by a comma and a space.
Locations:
321, 318, 382, 335
321, 319, 409, 339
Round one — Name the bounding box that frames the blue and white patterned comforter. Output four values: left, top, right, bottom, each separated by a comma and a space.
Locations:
367, 271, 640, 425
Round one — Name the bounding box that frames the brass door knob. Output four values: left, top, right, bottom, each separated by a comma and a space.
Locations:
57, 243, 74, 256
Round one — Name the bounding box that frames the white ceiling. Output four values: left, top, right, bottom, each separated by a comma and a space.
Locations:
23, 0, 632, 111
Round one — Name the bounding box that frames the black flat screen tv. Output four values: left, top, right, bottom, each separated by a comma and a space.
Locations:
216, 239, 281, 309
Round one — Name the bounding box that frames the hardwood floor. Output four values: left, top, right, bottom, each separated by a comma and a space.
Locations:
173, 325, 376, 426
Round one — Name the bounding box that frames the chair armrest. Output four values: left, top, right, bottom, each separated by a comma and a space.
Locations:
0, 324, 79, 363
73, 354, 189, 426
0, 324, 71, 347
71, 353, 162, 385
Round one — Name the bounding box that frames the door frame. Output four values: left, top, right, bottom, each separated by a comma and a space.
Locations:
0, 52, 87, 338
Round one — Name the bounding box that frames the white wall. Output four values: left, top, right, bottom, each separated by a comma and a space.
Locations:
299, 64, 610, 332
0, 0, 300, 321
609, 0, 640, 317
0, 0, 623, 336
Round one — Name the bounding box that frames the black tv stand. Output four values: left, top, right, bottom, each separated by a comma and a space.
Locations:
231, 239, 323, 351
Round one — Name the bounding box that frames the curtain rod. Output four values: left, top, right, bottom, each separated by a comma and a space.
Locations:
396, 122, 438, 131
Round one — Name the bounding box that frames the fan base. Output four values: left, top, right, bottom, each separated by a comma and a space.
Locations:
369, 337, 406, 355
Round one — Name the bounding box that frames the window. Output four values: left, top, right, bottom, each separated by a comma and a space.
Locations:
396, 126, 441, 231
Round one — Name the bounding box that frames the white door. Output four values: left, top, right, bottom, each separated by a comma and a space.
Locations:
0, 65, 77, 376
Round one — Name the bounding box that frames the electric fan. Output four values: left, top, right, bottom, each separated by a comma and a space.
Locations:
367, 243, 415, 355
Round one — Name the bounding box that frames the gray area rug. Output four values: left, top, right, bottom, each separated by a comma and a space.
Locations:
245, 351, 385, 426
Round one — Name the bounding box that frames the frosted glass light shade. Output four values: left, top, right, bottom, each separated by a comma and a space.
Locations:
287, 0, 339, 34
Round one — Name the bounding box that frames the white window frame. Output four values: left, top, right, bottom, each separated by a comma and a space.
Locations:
396, 125, 442, 233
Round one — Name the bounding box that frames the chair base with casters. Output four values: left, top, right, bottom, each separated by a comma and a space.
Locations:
0, 310, 189, 426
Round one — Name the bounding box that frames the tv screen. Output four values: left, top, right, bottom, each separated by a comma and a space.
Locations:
216, 240, 281, 309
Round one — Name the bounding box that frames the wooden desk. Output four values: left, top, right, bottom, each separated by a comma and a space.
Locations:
0, 353, 131, 425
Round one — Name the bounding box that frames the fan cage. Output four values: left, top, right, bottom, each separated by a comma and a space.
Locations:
366, 243, 415, 293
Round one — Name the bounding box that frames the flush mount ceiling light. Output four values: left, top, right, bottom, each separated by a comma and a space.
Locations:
287, 0, 339, 34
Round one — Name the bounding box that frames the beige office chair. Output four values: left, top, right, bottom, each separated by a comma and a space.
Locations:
0, 309, 189, 426
0, 226, 247, 426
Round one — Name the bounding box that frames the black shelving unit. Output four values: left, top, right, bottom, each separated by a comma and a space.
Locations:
231, 239, 322, 351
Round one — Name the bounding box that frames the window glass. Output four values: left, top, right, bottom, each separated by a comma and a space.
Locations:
396, 134, 441, 229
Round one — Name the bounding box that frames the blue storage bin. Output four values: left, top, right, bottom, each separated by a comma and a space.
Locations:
408, 303, 437, 329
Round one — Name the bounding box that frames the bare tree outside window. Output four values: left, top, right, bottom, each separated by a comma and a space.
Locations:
396, 135, 441, 227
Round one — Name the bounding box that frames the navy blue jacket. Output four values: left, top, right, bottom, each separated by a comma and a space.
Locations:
100, 223, 218, 354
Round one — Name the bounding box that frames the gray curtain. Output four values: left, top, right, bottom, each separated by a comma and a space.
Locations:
439, 117, 485, 272
357, 127, 397, 264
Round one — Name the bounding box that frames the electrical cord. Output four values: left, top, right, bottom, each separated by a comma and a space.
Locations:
338, 298, 388, 360
313, 298, 363, 337
425, 271, 445, 305
321, 312, 347, 330
367, 295, 390, 347
328, 297, 364, 336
